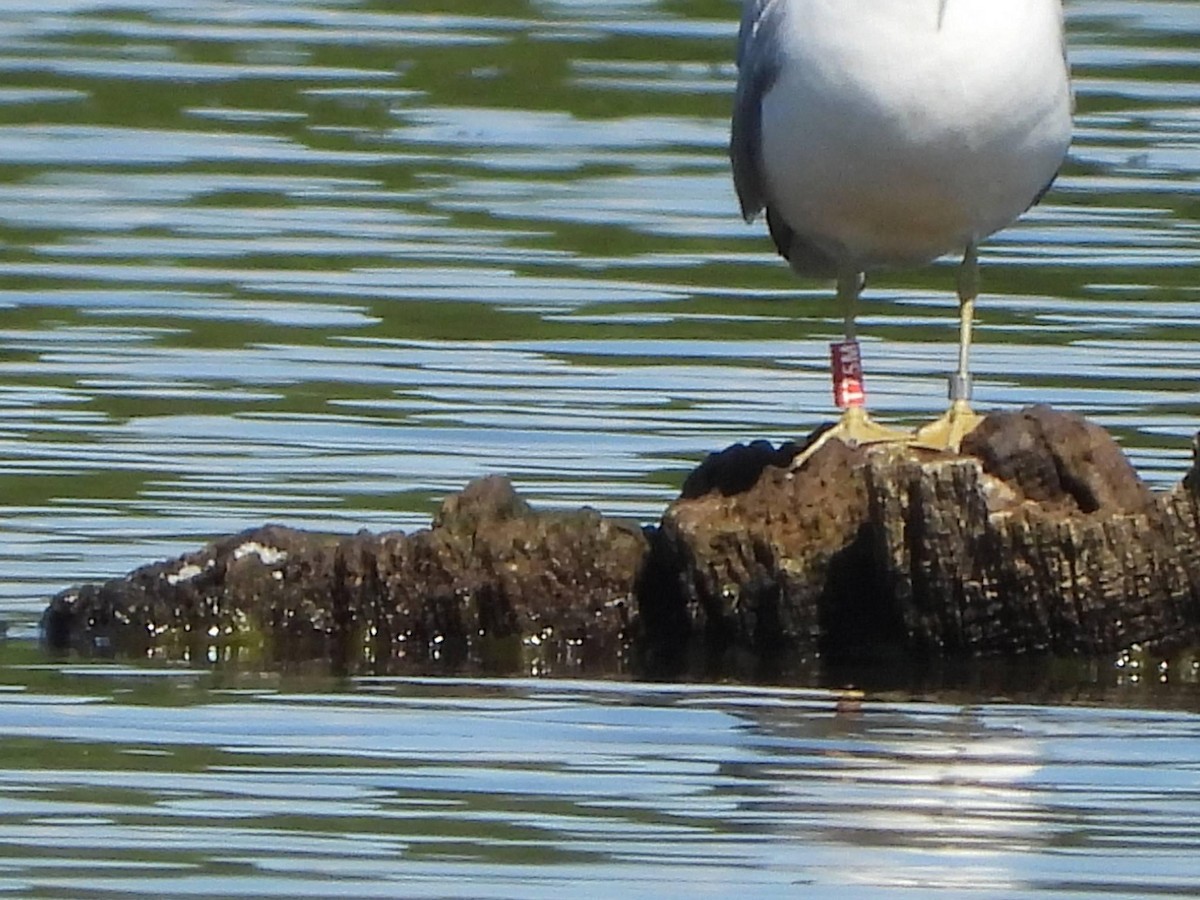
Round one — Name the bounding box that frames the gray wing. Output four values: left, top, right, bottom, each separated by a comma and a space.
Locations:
730, 0, 786, 222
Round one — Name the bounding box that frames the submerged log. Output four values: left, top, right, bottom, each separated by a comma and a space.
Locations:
40, 405, 1200, 677
43, 476, 647, 675
650, 406, 1200, 678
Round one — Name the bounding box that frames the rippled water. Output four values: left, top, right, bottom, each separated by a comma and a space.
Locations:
1, 662, 1199, 899
0, 0, 1198, 619
1, 1, 1200, 894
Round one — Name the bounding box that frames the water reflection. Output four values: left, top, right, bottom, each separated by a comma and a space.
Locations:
0, 670, 1198, 897
0, 0, 1197, 623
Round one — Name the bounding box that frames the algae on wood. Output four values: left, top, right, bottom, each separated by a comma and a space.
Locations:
42, 406, 1200, 677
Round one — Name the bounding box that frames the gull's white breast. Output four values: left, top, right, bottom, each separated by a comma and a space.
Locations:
760, 0, 1072, 270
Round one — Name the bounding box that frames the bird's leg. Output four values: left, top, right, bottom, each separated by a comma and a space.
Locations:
913, 243, 986, 450
791, 269, 909, 469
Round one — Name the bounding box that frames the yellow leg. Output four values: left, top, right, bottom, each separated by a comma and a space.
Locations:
840, 267, 860, 342
792, 269, 910, 469
914, 244, 985, 450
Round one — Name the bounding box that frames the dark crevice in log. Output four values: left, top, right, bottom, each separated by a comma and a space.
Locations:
818, 524, 906, 668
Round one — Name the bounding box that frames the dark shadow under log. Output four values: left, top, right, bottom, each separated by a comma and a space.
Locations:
40, 405, 1200, 679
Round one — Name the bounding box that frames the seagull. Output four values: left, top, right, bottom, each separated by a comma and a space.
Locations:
731, 0, 1072, 455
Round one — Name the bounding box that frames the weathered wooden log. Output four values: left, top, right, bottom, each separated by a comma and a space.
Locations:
42, 476, 647, 675
40, 405, 1200, 677
649, 406, 1200, 678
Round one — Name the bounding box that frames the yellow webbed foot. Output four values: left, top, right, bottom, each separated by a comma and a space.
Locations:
790, 406, 911, 470
912, 399, 985, 452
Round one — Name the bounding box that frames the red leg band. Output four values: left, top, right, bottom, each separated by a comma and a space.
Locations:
830, 340, 866, 409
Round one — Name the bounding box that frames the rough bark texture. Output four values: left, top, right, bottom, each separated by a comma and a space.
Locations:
643, 437, 887, 678
43, 476, 647, 675
647, 406, 1200, 676
41, 406, 1200, 677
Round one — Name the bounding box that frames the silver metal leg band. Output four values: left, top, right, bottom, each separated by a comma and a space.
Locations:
948, 373, 973, 402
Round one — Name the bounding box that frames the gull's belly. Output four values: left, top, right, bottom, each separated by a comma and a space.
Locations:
760, 0, 1072, 270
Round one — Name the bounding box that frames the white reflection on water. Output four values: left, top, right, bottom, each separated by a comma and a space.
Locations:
0, 2, 1196, 895
0, 678, 1196, 897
